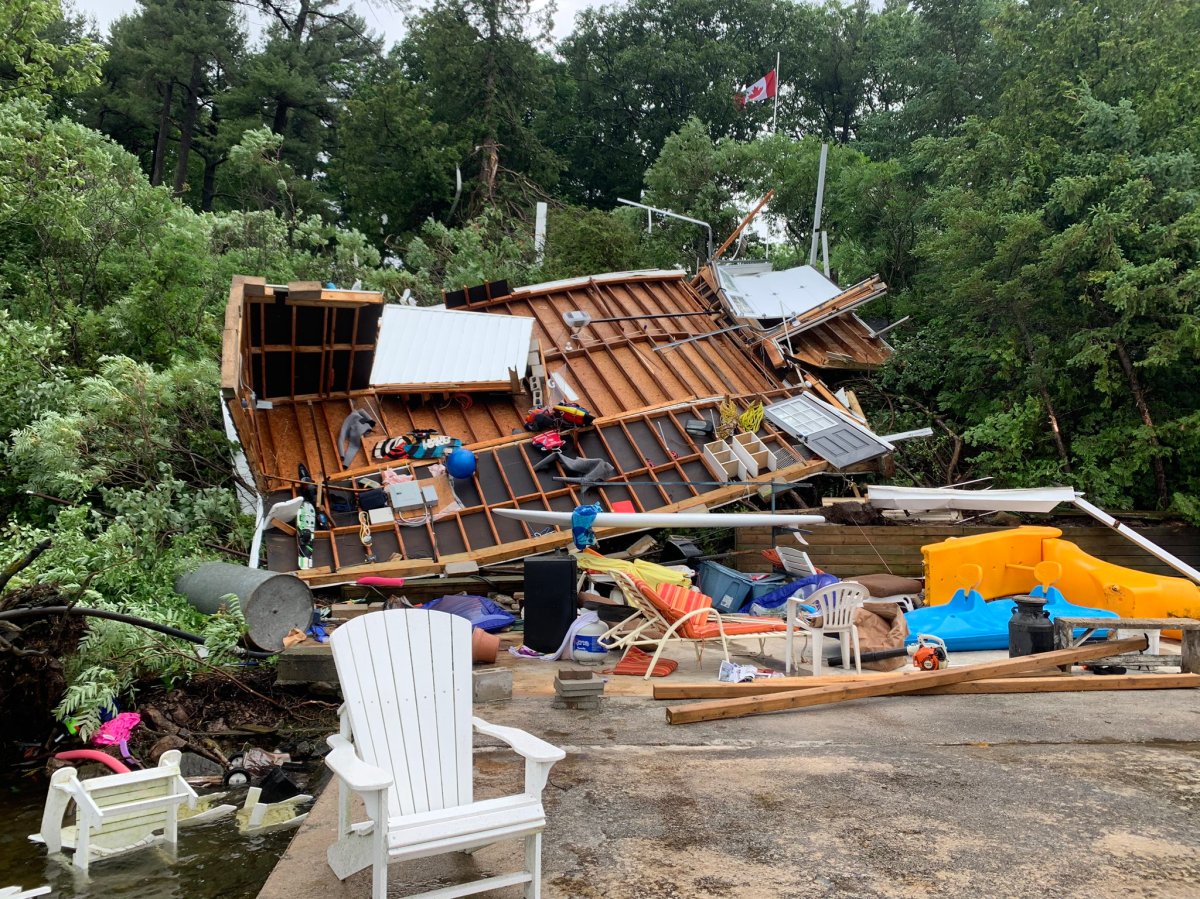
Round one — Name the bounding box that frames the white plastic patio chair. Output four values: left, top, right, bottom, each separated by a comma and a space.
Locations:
786, 582, 870, 675
325, 609, 565, 899
775, 544, 816, 577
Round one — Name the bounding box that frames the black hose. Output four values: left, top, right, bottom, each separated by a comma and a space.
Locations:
826, 647, 909, 666
0, 606, 278, 658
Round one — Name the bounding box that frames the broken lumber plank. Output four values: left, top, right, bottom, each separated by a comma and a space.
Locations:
1055, 616, 1200, 673
655, 673, 1199, 700
1056, 617, 1200, 630
912, 674, 1199, 694
1075, 654, 1183, 668
653, 671, 1068, 700
664, 636, 1148, 724
656, 671, 1062, 699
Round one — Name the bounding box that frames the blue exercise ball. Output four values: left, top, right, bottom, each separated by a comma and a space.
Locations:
446, 448, 477, 479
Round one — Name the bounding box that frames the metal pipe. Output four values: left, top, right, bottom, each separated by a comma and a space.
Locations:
868, 315, 910, 339
617, 198, 713, 258
809, 143, 829, 266
652, 323, 750, 352
1071, 498, 1200, 583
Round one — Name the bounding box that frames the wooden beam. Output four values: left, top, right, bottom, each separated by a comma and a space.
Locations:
220, 275, 263, 395
711, 190, 775, 262
654, 672, 1199, 700
284, 281, 384, 305
243, 281, 275, 299
664, 636, 1149, 724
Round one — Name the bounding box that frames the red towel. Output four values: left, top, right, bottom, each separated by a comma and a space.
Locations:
607, 646, 678, 677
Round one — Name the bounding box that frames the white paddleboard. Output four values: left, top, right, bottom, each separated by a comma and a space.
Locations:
493, 509, 825, 528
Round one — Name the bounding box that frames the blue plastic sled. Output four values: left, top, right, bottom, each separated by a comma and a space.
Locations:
904, 585, 1118, 651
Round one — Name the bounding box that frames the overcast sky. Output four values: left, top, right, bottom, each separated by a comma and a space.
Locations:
70, 0, 597, 44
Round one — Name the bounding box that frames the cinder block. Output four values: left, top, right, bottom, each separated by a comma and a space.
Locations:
276, 643, 338, 686
473, 666, 513, 704
330, 602, 378, 620
551, 697, 603, 711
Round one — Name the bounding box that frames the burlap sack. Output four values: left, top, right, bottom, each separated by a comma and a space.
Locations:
841, 573, 924, 598
854, 601, 910, 671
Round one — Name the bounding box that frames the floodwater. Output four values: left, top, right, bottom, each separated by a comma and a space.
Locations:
0, 775, 297, 897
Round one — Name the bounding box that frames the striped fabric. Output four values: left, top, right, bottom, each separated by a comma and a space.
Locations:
652, 583, 787, 639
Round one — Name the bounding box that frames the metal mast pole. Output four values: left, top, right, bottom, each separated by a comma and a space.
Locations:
772, 52, 780, 133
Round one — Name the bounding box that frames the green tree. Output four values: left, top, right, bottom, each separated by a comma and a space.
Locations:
857, 0, 1005, 157
733, 133, 921, 288
402, 0, 560, 211
238, 0, 382, 187
327, 53, 459, 250
891, 0, 1200, 509
640, 117, 741, 266
541, 206, 657, 279
0, 0, 103, 101
554, 0, 785, 205
87, 0, 244, 198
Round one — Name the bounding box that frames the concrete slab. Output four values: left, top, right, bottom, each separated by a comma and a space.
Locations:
259, 636, 1200, 899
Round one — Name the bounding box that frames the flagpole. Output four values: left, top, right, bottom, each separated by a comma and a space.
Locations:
772, 51, 780, 134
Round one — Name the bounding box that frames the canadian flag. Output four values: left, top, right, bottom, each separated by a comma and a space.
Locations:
740, 69, 777, 106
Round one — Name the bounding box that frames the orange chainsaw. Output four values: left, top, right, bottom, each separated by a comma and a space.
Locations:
912, 634, 949, 671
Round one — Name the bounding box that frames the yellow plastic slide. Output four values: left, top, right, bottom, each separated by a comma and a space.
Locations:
922, 526, 1200, 627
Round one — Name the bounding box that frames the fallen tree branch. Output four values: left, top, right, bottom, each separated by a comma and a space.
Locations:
0, 538, 52, 599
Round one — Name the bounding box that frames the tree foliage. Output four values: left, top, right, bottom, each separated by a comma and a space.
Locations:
0, 0, 103, 101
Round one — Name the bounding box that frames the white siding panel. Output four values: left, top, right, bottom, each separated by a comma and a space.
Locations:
370, 305, 534, 389
716, 263, 842, 320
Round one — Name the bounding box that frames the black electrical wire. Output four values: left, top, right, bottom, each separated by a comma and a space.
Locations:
0, 606, 278, 658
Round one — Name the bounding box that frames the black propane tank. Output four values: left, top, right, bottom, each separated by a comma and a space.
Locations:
1008, 594, 1055, 657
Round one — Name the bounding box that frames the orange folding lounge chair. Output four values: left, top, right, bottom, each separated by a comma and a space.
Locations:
609, 572, 787, 679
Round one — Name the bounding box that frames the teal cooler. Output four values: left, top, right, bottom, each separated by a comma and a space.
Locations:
699, 561, 784, 613
748, 575, 788, 603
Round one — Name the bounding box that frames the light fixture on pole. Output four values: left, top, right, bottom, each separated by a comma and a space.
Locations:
562, 310, 592, 350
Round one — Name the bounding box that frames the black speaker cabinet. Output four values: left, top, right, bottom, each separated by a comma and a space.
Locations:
523, 555, 578, 654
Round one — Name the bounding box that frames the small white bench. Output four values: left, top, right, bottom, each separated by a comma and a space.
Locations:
1054, 617, 1200, 674
31, 749, 196, 873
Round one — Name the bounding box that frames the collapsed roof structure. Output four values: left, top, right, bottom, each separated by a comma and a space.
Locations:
220, 262, 900, 584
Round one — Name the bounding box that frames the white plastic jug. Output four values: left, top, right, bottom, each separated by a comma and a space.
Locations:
570, 617, 610, 664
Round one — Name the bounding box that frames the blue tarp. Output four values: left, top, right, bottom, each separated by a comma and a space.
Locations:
422, 595, 516, 632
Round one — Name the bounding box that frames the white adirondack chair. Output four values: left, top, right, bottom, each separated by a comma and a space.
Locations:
31, 749, 196, 873
0, 886, 51, 898
326, 609, 566, 899
237, 785, 313, 835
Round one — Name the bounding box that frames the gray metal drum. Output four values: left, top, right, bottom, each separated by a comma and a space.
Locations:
175, 562, 313, 652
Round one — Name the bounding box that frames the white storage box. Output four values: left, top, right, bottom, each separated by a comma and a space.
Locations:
729, 432, 777, 479
701, 439, 739, 481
